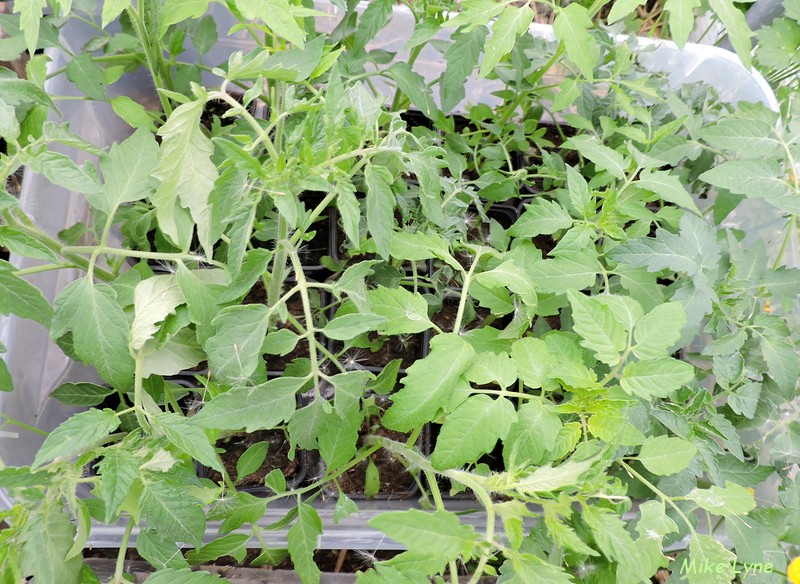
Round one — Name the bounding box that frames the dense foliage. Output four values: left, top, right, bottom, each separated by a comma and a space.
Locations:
0, 0, 798, 583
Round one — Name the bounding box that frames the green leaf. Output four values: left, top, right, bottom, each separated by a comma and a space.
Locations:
0, 227, 59, 263
364, 165, 395, 259
130, 275, 185, 352
153, 99, 219, 254
553, 4, 599, 80
216, 249, 271, 304
366, 287, 433, 334
472, 261, 537, 307
234, 0, 307, 47
0, 261, 54, 326
336, 182, 360, 249
142, 568, 226, 584
567, 289, 627, 366
141, 477, 206, 547
330, 370, 371, 418
318, 404, 361, 470
503, 400, 562, 467
97, 446, 140, 523
20, 505, 81, 584
323, 313, 387, 340
699, 119, 782, 159
480, 5, 533, 77
728, 381, 760, 419
444, 0, 505, 30
635, 170, 701, 214
260, 36, 324, 82
620, 358, 694, 399
567, 134, 627, 179
583, 506, 650, 582
441, 27, 487, 111
383, 334, 475, 432
708, 0, 753, 69
668, 0, 701, 47
686, 534, 736, 584
389, 231, 458, 270
632, 302, 686, 359
102, 0, 131, 28
688, 482, 756, 516
497, 554, 575, 584
755, 320, 799, 393
638, 436, 697, 476
186, 534, 249, 564
509, 198, 573, 237
700, 159, 788, 202
529, 248, 601, 293
159, 0, 212, 38
175, 265, 225, 345
32, 408, 120, 469
354, 0, 392, 51
466, 352, 517, 387
0, 357, 11, 392
370, 509, 480, 561
288, 504, 322, 584
50, 382, 114, 406
95, 128, 158, 214
111, 96, 154, 129
236, 441, 269, 480
192, 377, 302, 432
387, 62, 439, 119
205, 305, 269, 382
65, 53, 106, 101
334, 493, 358, 524
431, 395, 516, 469
0, 77, 54, 109
25, 151, 99, 195
607, 0, 645, 23
14, 0, 47, 57
511, 338, 553, 389
153, 412, 223, 473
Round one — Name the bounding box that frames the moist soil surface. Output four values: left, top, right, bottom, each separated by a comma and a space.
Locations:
206, 429, 301, 489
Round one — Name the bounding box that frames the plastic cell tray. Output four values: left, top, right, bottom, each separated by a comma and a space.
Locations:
0, 2, 780, 549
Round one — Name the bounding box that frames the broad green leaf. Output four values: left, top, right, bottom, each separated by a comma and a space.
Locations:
441, 27, 487, 111
497, 554, 575, 584
130, 275, 185, 352
700, 159, 788, 201
153, 412, 223, 473
513, 456, 595, 494
65, 54, 105, 101
141, 328, 205, 378
102, 0, 131, 27
365, 287, 432, 334
480, 5, 533, 77
636, 170, 700, 214
365, 165, 395, 259
472, 261, 537, 307
95, 128, 158, 214
530, 248, 601, 293
369, 509, 480, 560
138, 529, 191, 570
728, 381, 760, 419
354, 0, 392, 50
387, 62, 439, 119
142, 569, 226, 584
503, 400, 562, 467
330, 370, 372, 418
383, 334, 475, 432
389, 231, 459, 270
638, 436, 697, 475
14, 0, 46, 56
686, 534, 736, 584
509, 198, 573, 237
553, 4, 599, 79
26, 150, 100, 195
318, 404, 361, 470
20, 505, 81, 584
205, 305, 269, 382
192, 377, 302, 432
607, 0, 645, 23
260, 36, 324, 82
97, 446, 140, 523
0, 357, 11, 392
708, 0, 753, 68
567, 134, 626, 179
186, 534, 249, 564
323, 313, 387, 340
0, 261, 53, 326
153, 99, 219, 254
619, 358, 694, 399
567, 290, 627, 366
110, 96, 154, 129
755, 319, 799, 393
176, 264, 224, 344
140, 478, 206, 547
583, 506, 650, 582
236, 441, 269, 480
288, 504, 322, 584
32, 408, 120, 469
0, 77, 54, 109
511, 338, 553, 389
632, 302, 686, 359
209, 491, 267, 534
668, 0, 701, 47
465, 352, 517, 387
0, 226, 59, 262
216, 249, 271, 304
699, 119, 782, 158
50, 382, 114, 406
431, 395, 516, 469
688, 482, 756, 516
234, 0, 307, 47
444, 0, 505, 30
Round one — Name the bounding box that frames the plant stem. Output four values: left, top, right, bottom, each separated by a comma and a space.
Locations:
113, 517, 135, 584
0, 413, 48, 436
133, 352, 150, 431
61, 245, 225, 269
268, 216, 290, 309
453, 249, 484, 333
289, 250, 322, 397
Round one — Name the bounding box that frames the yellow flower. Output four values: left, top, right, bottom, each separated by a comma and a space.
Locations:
788, 556, 800, 584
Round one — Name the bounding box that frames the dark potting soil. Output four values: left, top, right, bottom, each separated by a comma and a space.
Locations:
336, 331, 423, 371
205, 429, 301, 489
430, 297, 493, 334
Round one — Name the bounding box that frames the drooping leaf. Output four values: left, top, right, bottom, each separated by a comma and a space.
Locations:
619, 358, 694, 399
50, 382, 114, 407
567, 289, 627, 366
20, 505, 81, 584
140, 477, 206, 547
687, 482, 756, 517
567, 134, 627, 179
685, 534, 736, 584
153, 412, 223, 473
205, 304, 269, 382
441, 27, 487, 111
638, 436, 698, 476
668, 0, 701, 47
707, 0, 753, 68
480, 5, 534, 77
97, 445, 140, 523
0, 260, 54, 327
369, 509, 480, 561
287, 504, 322, 584
553, 3, 599, 79
65, 53, 106, 101
130, 275, 185, 352
95, 128, 158, 214
364, 164, 395, 259
32, 409, 120, 469
186, 534, 249, 564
